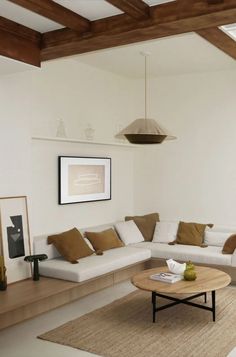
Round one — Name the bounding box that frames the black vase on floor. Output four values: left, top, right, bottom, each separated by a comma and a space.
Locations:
0, 278, 7, 291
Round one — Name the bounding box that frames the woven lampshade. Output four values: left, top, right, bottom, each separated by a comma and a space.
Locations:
115, 118, 176, 144
115, 53, 176, 145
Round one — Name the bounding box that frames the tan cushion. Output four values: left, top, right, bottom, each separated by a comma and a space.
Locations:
48, 228, 94, 264
85, 228, 124, 251
222, 234, 236, 254
125, 213, 159, 241
176, 222, 213, 247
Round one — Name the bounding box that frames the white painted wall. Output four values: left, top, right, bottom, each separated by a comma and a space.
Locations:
0, 59, 135, 246
134, 70, 236, 225
1, 56, 236, 251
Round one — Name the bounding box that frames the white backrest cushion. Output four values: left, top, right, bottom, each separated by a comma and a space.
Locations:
204, 225, 236, 247
84, 237, 94, 251
34, 223, 114, 259
115, 221, 144, 245
34, 235, 61, 260
80, 223, 114, 236
152, 221, 179, 243
204, 231, 231, 247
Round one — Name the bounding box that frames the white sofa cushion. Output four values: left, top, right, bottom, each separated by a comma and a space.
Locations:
204, 230, 232, 247
39, 246, 151, 282
115, 221, 144, 245
131, 242, 232, 266
34, 234, 61, 260
232, 250, 236, 267
152, 221, 179, 243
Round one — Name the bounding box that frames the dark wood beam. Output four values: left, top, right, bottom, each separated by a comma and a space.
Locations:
106, 0, 149, 20
41, 0, 236, 61
8, 0, 90, 32
197, 27, 236, 60
0, 16, 40, 66
207, 0, 224, 4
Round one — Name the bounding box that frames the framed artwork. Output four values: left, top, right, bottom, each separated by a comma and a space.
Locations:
59, 156, 111, 205
0, 196, 32, 283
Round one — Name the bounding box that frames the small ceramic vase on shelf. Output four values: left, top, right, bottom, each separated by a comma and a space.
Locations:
0, 256, 7, 291
56, 119, 67, 138
84, 124, 95, 141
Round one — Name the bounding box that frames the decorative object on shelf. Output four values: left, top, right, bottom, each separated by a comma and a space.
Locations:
58, 156, 111, 205
184, 261, 197, 281
84, 123, 95, 141
0, 196, 32, 283
115, 52, 176, 144
24, 254, 48, 281
115, 124, 126, 142
56, 119, 67, 138
0, 255, 7, 291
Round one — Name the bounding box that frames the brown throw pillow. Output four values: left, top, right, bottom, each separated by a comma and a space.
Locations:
175, 221, 213, 247
48, 228, 94, 264
125, 213, 159, 241
222, 234, 236, 254
85, 228, 124, 252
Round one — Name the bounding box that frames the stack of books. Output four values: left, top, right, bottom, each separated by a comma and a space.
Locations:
150, 272, 183, 284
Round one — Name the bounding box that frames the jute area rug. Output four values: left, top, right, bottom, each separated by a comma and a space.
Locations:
38, 287, 236, 357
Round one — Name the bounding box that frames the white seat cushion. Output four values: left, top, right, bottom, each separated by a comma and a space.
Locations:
131, 242, 232, 266
39, 246, 151, 282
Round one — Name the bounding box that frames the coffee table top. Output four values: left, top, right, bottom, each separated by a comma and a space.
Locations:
131, 266, 231, 294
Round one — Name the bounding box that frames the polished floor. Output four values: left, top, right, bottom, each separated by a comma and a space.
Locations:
0, 280, 235, 357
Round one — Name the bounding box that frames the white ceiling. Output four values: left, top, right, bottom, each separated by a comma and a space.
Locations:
0, 0, 175, 32
75, 33, 236, 78
54, 0, 123, 21
0, 0, 63, 32
0, 1, 235, 78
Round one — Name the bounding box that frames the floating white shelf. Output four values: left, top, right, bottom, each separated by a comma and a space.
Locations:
31, 136, 141, 148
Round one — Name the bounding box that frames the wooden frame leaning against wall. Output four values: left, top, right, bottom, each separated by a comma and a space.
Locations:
0, 196, 32, 284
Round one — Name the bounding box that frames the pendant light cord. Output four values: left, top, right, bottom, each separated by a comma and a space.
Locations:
145, 54, 147, 120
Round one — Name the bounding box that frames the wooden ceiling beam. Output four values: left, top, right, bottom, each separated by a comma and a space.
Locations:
0, 16, 41, 66
197, 27, 236, 60
207, 0, 224, 4
105, 0, 150, 20
8, 0, 90, 32
41, 0, 236, 61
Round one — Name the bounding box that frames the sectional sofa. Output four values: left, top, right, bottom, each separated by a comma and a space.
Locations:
34, 222, 236, 287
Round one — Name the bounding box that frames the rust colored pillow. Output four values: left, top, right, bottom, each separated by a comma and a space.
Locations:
175, 222, 213, 247
222, 234, 236, 254
48, 228, 94, 264
85, 228, 124, 252
125, 213, 159, 241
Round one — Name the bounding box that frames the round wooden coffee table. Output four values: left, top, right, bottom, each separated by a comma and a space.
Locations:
131, 266, 231, 322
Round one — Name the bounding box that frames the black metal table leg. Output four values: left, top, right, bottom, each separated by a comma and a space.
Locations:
152, 292, 156, 323
150, 290, 216, 322
212, 290, 216, 321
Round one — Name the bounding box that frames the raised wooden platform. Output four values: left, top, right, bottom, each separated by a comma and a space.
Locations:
0, 260, 148, 330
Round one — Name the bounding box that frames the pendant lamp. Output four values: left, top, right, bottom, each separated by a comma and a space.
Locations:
115, 52, 176, 144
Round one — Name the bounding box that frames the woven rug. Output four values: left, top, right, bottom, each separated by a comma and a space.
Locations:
38, 287, 236, 357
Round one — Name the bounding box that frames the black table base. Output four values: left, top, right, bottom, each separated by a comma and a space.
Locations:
152, 290, 216, 322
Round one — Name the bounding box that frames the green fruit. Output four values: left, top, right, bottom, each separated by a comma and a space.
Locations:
185, 261, 195, 270
184, 269, 197, 281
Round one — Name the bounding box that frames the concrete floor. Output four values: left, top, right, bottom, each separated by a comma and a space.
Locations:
0, 280, 136, 357
0, 280, 235, 357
